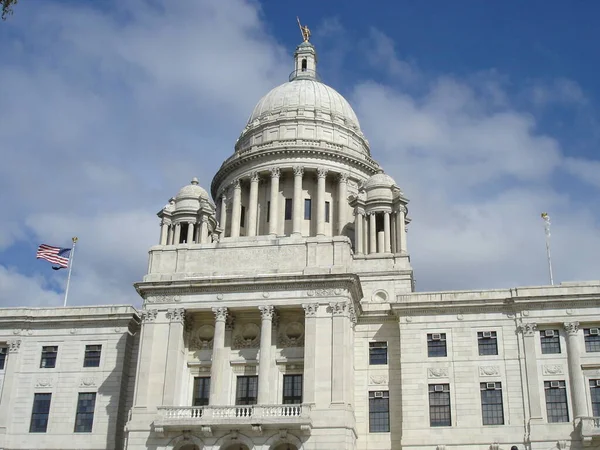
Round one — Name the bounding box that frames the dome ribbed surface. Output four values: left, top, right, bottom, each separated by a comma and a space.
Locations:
175, 178, 209, 200
364, 173, 397, 189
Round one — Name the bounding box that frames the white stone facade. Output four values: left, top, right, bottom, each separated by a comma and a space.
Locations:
2, 38, 600, 450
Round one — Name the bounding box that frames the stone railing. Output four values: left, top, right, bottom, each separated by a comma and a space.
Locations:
577, 416, 600, 442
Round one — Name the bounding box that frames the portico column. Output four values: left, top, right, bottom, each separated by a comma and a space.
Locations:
363, 214, 368, 254
186, 221, 194, 244
292, 166, 304, 236
163, 308, 185, 405
200, 217, 209, 243
398, 205, 407, 253
247, 172, 260, 236
0, 340, 21, 440
219, 195, 227, 236
302, 304, 318, 405
316, 168, 328, 236
209, 307, 228, 405
159, 220, 168, 245
564, 322, 587, 417
519, 323, 543, 420
355, 210, 364, 254
337, 173, 348, 235
331, 302, 347, 403
268, 168, 280, 236
369, 212, 377, 254
383, 211, 391, 253
257, 305, 274, 404
173, 223, 181, 244
230, 180, 242, 238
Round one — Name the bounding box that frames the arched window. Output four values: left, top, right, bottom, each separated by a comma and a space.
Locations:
301, 58, 307, 72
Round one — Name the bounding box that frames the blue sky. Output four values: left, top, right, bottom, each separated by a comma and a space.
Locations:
0, 0, 598, 308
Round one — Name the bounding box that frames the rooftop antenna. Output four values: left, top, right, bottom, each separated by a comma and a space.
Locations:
541, 213, 554, 285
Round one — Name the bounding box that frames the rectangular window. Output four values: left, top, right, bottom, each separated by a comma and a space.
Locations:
540, 329, 561, 354
284, 198, 293, 220
235, 376, 258, 405
429, 384, 451, 427
266, 201, 270, 223
590, 379, 600, 417
83, 345, 102, 368
369, 342, 388, 365
369, 391, 390, 432
193, 377, 210, 406
427, 333, 447, 357
240, 205, 246, 227
40, 346, 58, 368
477, 331, 498, 356
74, 392, 96, 433
584, 328, 600, 352
544, 380, 569, 423
0, 347, 6, 370
480, 382, 504, 425
30, 393, 51, 433
325, 201, 330, 223
304, 199, 311, 220
283, 374, 303, 404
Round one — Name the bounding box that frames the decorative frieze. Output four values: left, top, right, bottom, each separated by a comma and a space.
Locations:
428, 368, 449, 379
166, 308, 185, 323
35, 378, 52, 388
542, 364, 564, 375
369, 375, 388, 385
80, 378, 96, 388
479, 366, 500, 377
146, 295, 181, 304
307, 288, 344, 297
141, 310, 158, 323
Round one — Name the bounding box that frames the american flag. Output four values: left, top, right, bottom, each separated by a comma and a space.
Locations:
36, 244, 71, 270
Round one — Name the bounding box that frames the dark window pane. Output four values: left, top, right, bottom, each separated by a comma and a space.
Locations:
193, 377, 211, 406
236, 376, 258, 405
584, 329, 600, 352
325, 201, 330, 223
283, 375, 303, 404
429, 384, 451, 427
74, 393, 96, 432
427, 333, 447, 357
285, 198, 293, 220
369, 342, 388, 365
369, 391, 390, 432
477, 331, 498, 356
589, 380, 600, 417
480, 382, 504, 425
30, 393, 52, 433
267, 201, 270, 223
0, 347, 6, 370
544, 381, 569, 423
240, 205, 246, 227
540, 330, 561, 354
83, 345, 102, 368
304, 199, 312, 220
40, 346, 58, 369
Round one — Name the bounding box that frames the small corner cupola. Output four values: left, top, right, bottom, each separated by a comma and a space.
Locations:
290, 18, 318, 81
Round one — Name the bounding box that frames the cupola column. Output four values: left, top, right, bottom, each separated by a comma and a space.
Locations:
219, 195, 227, 236
159, 220, 168, 245
355, 210, 364, 254
390, 214, 397, 253
167, 224, 174, 245
383, 211, 391, 253
173, 223, 181, 245
292, 166, 304, 236
316, 168, 328, 236
397, 206, 407, 253
257, 305, 275, 404
268, 168, 280, 236
369, 212, 377, 254
186, 221, 194, 244
247, 172, 260, 237
337, 173, 348, 235
230, 180, 242, 238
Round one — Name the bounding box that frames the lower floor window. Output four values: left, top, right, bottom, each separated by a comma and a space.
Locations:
369, 391, 390, 432
30, 393, 52, 433
74, 392, 97, 432
236, 376, 258, 405
480, 382, 504, 425
589, 379, 600, 417
429, 384, 451, 427
283, 374, 303, 404
193, 377, 211, 406
544, 380, 569, 423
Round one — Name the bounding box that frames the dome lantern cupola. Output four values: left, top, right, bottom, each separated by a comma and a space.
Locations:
290, 41, 317, 81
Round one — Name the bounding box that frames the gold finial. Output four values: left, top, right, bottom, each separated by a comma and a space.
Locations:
297, 16, 311, 42
72, 236, 78, 243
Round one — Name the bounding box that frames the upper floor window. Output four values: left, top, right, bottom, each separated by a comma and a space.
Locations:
429, 384, 451, 427
368, 391, 390, 432
283, 374, 303, 404
284, 198, 293, 220
540, 329, 561, 354
480, 382, 504, 425
301, 58, 307, 71
0, 347, 6, 370
193, 377, 210, 406
304, 199, 312, 220
30, 393, 52, 433
236, 376, 258, 405
589, 379, 600, 417
369, 342, 388, 365
544, 380, 569, 423
477, 331, 498, 356
325, 201, 331, 223
584, 328, 600, 353
40, 346, 58, 368
83, 345, 102, 368
427, 333, 447, 357
74, 392, 96, 433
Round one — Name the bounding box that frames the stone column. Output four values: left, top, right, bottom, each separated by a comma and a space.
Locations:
316, 168, 328, 236
355, 210, 364, 254
0, 339, 21, 439
167, 224, 174, 245
219, 195, 227, 236
200, 217, 209, 244
186, 221, 194, 244
230, 180, 242, 238
292, 166, 304, 236
209, 307, 228, 405
363, 214, 368, 254
302, 304, 319, 405
247, 172, 260, 237
268, 168, 280, 236
519, 322, 543, 420
159, 220, 168, 245
369, 212, 377, 254
390, 213, 397, 253
173, 223, 181, 244
163, 308, 185, 405
337, 173, 348, 235
331, 302, 347, 404
564, 322, 587, 418
397, 205, 407, 253
257, 305, 275, 404
383, 211, 391, 253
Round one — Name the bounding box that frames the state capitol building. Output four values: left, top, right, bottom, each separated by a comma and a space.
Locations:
0, 35, 599, 450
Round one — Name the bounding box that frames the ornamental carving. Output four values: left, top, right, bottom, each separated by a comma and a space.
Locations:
225, 314, 236, 331
317, 168, 328, 178
348, 304, 357, 326
232, 178, 241, 189
330, 302, 347, 316
259, 305, 275, 320
338, 172, 349, 183
232, 323, 260, 349
249, 171, 259, 183
427, 368, 449, 378
563, 321, 580, 335
213, 307, 228, 322
302, 303, 319, 317
369, 375, 388, 385
307, 288, 343, 297
270, 167, 281, 178
542, 364, 564, 375
187, 324, 215, 350
518, 322, 537, 336
398, 205, 407, 214
141, 310, 158, 323
278, 322, 305, 348
146, 295, 181, 304
80, 378, 96, 387
166, 308, 185, 323
35, 378, 52, 388
293, 166, 304, 177
479, 366, 500, 376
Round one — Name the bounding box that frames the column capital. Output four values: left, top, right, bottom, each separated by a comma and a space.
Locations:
354, 208, 365, 217
231, 178, 241, 190
302, 303, 319, 317
141, 309, 158, 323
563, 321, 580, 335
7, 339, 21, 353
212, 307, 228, 322
337, 172, 349, 183
221, 195, 227, 203
293, 166, 304, 177
270, 167, 281, 178
317, 168, 328, 179
249, 171, 260, 183
348, 304, 357, 327
398, 204, 407, 214
259, 305, 275, 320
518, 322, 537, 336
330, 302, 347, 316
166, 308, 185, 323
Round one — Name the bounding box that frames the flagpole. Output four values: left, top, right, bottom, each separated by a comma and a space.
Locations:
541, 213, 554, 286
63, 237, 78, 307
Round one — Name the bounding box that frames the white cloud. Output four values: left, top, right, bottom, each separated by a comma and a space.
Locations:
529, 77, 587, 107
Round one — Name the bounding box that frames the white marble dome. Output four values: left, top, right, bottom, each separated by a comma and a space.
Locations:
364, 172, 397, 189
175, 178, 209, 201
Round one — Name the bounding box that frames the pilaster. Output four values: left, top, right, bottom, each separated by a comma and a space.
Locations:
0, 339, 21, 442
163, 308, 185, 405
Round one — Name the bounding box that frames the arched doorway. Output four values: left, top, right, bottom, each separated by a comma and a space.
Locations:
223, 445, 250, 450
272, 445, 298, 450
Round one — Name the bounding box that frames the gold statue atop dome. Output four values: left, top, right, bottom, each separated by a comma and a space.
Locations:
297, 16, 311, 42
